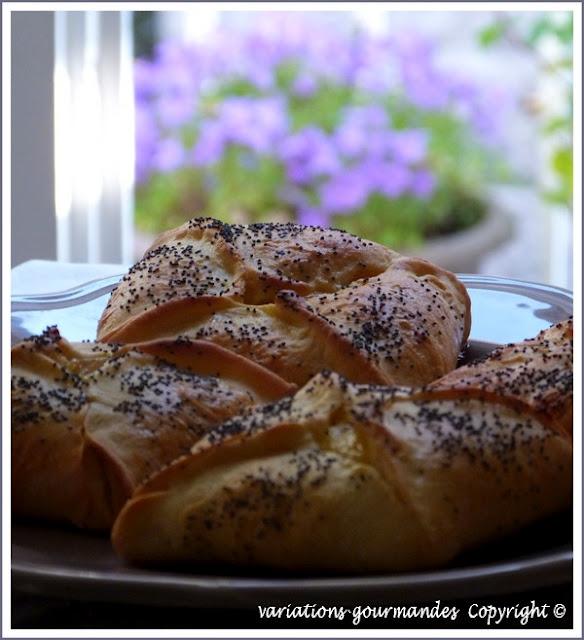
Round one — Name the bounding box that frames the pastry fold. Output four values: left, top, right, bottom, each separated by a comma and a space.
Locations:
112, 321, 572, 572
426, 319, 573, 437
11, 328, 294, 529
97, 219, 470, 386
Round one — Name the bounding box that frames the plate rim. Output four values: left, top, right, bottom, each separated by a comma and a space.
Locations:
11, 540, 573, 607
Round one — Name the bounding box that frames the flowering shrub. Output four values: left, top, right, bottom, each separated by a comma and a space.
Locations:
135, 15, 508, 247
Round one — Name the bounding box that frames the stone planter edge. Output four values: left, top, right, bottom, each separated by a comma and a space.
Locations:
400, 200, 514, 274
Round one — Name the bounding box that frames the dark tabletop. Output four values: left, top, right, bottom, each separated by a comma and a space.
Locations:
12, 582, 573, 631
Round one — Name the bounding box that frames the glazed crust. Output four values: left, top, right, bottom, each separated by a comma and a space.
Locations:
11, 328, 294, 529
426, 319, 573, 437
112, 321, 572, 572
97, 218, 470, 386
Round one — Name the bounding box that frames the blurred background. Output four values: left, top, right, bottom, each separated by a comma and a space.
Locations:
11, 9, 574, 287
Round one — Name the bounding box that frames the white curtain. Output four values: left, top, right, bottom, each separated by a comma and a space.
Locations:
54, 11, 134, 264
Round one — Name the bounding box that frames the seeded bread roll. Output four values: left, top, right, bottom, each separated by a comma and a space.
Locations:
97, 218, 470, 386
112, 321, 572, 572
426, 319, 573, 438
12, 328, 294, 529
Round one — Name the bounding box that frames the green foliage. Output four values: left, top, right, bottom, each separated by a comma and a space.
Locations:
476, 12, 573, 211
527, 13, 573, 46
545, 146, 573, 206
135, 169, 209, 232
543, 116, 572, 136
479, 22, 506, 47
290, 83, 355, 132
336, 187, 486, 249
205, 147, 288, 222
207, 78, 263, 101
275, 60, 301, 91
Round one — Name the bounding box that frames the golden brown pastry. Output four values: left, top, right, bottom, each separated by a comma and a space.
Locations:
97, 218, 470, 386
112, 321, 572, 572
427, 319, 573, 438
12, 327, 294, 529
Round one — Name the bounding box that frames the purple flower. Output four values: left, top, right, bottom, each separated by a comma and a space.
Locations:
255, 98, 289, 137
279, 127, 340, 184
320, 166, 372, 214
192, 121, 225, 166
449, 76, 479, 103
157, 93, 196, 128
219, 96, 289, 153
357, 158, 412, 198
344, 105, 389, 129
193, 97, 289, 164
404, 71, 450, 110
134, 59, 159, 102
334, 121, 368, 158
335, 106, 390, 158
410, 169, 436, 199
365, 130, 396, 159
154, 44, 202, 97
153, 138, 185, 172
133, 14, 508, 210
389, 31, 435, 63
377, 163, 412, 198
389, 32, 452, 110
292, 73, 318, 98
470, 86, 508, 140
135, 105, 159, 183
387, 130, 428, 164
353, 37, 397, 94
